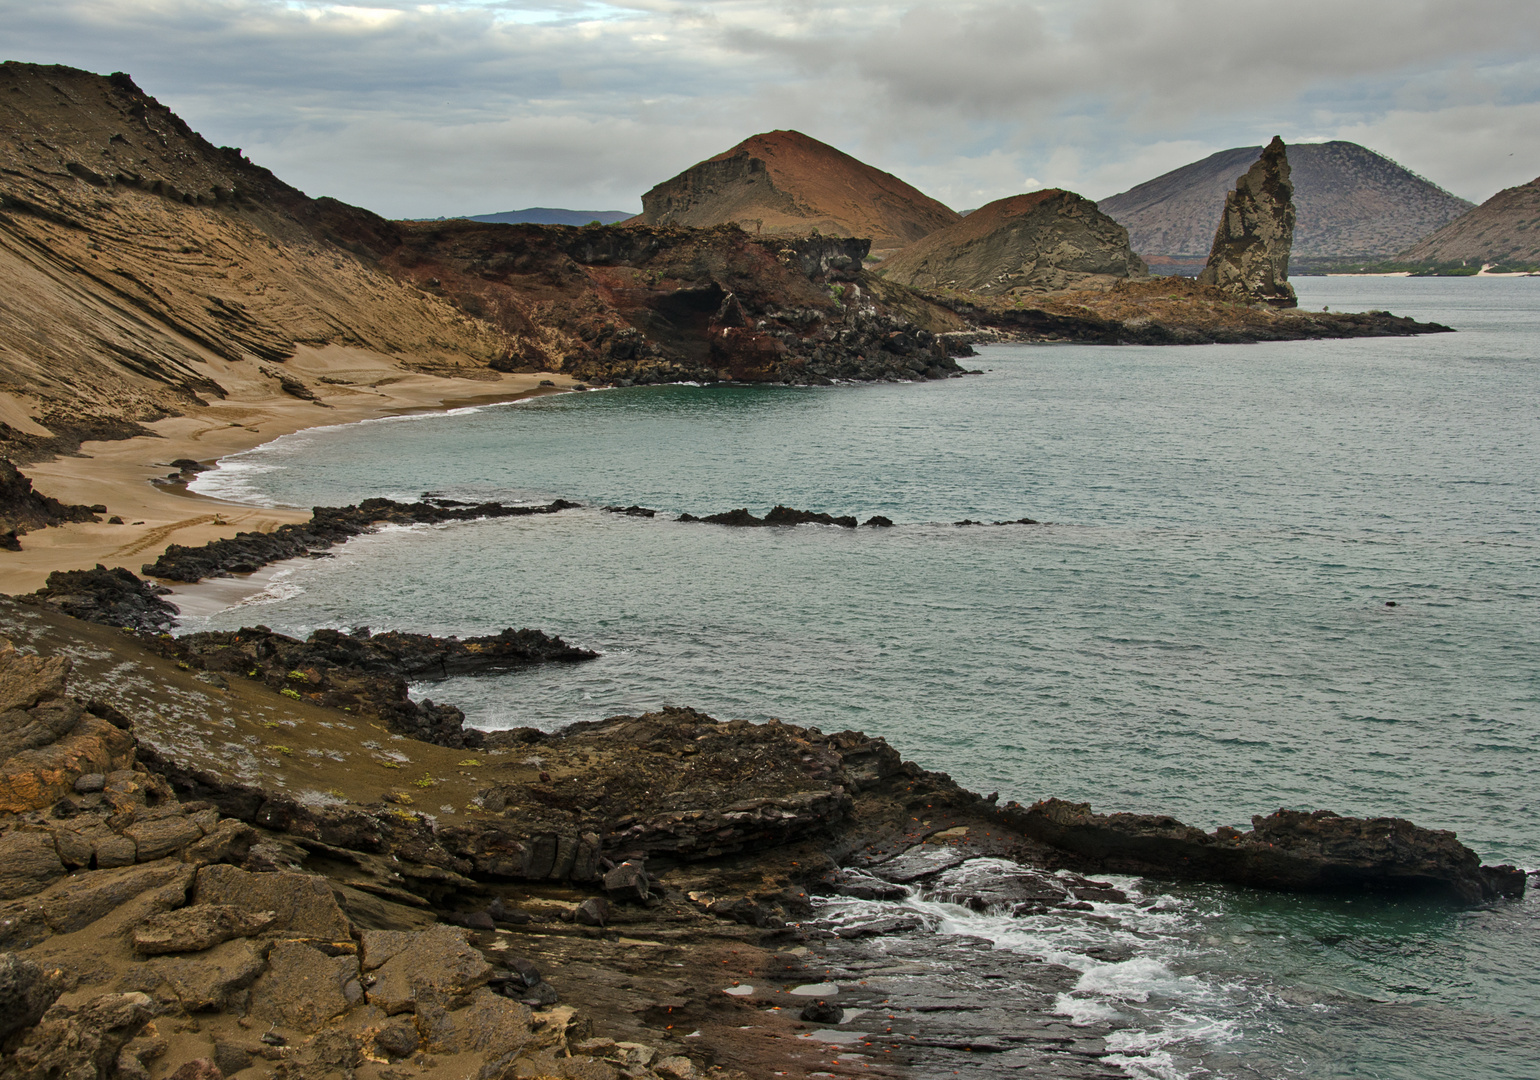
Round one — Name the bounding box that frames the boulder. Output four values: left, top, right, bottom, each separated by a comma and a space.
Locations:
166, 1059, 223, 1080
800, 1000, 843, 1024
414, 987, 533, 1057
248, 940, 361, 1031
1196, 136, 1298, 307
192, 865, 351, 940
5, 991, 154, 1080
150, 938, 266, 1012
181, 819, 256, 866
122, 815, 204, 862
0, 712, 135, 815
0, 952, 62, 1041
602, 860, 651, 903
0, 830, 66, 900
574, 898, 609, 926
133, 904, 277, 954
365, 924, 492, 1015
40, 862, 195, 937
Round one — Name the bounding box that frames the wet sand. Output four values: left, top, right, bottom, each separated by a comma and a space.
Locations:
0, 343, 579, 595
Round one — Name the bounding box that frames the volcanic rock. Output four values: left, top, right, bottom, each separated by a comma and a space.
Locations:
0, 460, 101, 541
0, 952, 62, 1041
1396, 175, 1540, 270
1196, 137, 1298, 306
636, 130, 961, 253
22, 566, 179, 633
0, 63, 972, 461
1005, 798, 1525, 903
3, 991, 154, 1080
1098, 140, 1474, 271
131, 904, 277, 955
149, 938, 266, 1012
881, 190, 1148, 295
191, 866, 352, 940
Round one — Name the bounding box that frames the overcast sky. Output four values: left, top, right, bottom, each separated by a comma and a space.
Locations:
7, 0, 1540, 218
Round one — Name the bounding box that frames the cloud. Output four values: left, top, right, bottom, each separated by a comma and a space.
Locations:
4, 0, 1538, 215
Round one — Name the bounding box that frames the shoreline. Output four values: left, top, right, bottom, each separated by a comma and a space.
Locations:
0, 343, 581, 595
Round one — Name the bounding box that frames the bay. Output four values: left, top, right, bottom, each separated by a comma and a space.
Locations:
185, 276, 1540, 1078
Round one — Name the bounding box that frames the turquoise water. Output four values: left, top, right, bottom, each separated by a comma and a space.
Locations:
187, 277, 1539, 1078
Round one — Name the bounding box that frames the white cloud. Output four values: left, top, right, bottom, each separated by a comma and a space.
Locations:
4, 0, 1538, 215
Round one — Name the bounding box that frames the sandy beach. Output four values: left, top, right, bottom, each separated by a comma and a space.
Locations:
0, 343, 579, 595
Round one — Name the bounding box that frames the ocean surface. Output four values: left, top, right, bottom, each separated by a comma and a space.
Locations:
185, 276, 1539, 1079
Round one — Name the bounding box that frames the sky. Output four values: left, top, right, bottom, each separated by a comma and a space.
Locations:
6, 0, 1540, 219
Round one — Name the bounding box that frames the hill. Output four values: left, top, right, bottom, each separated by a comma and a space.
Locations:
635, 130, 961, 253
879, 189, 1147, 295
466, 207, 633, 226
0, 63, 970, 463
1098, 141, 1473, 271
1394, 176, 1540, 270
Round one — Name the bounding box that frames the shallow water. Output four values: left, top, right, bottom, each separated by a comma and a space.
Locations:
185, 276, 1540, 1077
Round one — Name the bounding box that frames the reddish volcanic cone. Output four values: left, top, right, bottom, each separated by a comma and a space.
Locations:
636, 130, 960, 253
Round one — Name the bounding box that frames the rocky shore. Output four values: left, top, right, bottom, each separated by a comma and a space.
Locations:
0, 552, 1528, 1080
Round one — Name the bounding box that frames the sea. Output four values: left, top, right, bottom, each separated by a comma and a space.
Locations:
183, 276, 1539, 1079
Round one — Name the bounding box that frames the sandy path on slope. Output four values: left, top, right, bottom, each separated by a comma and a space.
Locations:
0, 344, 581, 594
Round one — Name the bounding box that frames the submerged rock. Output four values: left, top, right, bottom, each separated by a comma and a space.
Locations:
1197, 136, 1298, 307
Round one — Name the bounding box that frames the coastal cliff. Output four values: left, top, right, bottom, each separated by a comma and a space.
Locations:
0, 63, 970, 468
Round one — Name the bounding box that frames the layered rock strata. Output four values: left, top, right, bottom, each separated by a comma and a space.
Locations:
0, 63, 972, 467
1196, 136, 1299, 306
880, 190, 1148, 295
0, 593, 1529, 1080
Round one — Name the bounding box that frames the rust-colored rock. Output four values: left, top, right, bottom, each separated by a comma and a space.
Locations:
636, 130, 960, 253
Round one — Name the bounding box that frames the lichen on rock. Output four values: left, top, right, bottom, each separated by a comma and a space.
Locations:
1197, 135, 1299, 307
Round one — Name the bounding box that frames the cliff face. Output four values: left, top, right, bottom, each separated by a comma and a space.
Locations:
0, 66, 970, 462
635, 130, 961, 253
878, 189, 1147, 296
1197, 137, 1298, 307
1098, 140, 1474, 269
1395, 176, 1540, 268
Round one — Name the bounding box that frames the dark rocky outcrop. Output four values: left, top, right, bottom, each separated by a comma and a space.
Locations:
148, 624, 596, 749
1196, 136, 1299, 307
0, 461, 102, 548
140, 497, 581, 583
23, 565, 180, 632
675, 505, 858, 528
0, 606, 1529, 1080
880, 189, 1148, 296
1003, 798, 1525, 904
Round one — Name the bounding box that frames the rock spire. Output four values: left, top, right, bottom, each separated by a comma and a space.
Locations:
1197, 135, 1298, 306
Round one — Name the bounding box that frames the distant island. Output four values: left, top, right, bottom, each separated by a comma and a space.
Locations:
1096, 141, 1474, 274
464, 207, 635, 226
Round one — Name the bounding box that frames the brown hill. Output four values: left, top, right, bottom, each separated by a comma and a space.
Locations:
1395, 176, 1540, 268
0, 65, 968, 463
635, 130, 961, 253
879, 189, 1147, 296
1098, 141, 1473, 271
